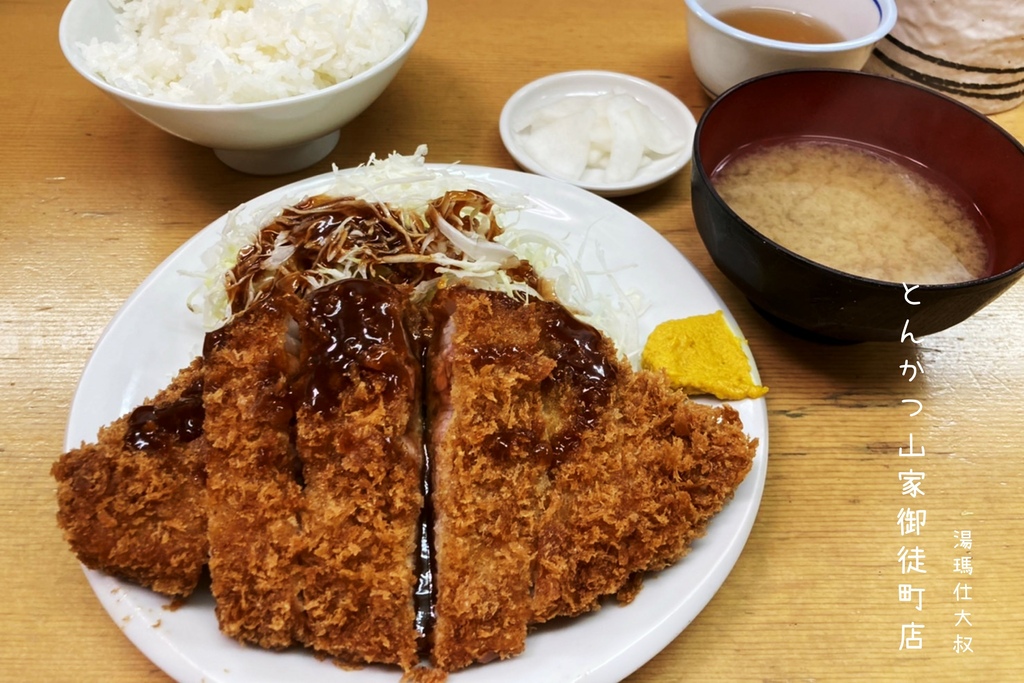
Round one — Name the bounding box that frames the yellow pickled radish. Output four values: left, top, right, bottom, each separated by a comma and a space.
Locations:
641, 311, 768, 400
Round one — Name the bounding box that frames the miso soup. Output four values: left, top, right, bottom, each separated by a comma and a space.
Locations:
711, 138, 991, 284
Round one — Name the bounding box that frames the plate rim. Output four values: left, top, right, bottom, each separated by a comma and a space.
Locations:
63, 163, 768, 683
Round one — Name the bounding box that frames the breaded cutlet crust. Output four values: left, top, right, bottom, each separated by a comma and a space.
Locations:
52, 357, 209, 598
531, 370, 756, 621
202, 294, 307, 649
427, 288, 557, 672
427, 287, 758, 670
295, 280, 423, 670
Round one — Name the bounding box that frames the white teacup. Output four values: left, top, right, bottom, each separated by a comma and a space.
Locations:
684, 0, 898, 97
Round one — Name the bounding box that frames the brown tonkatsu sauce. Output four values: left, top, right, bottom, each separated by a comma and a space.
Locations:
543, 303, 618, 463
299, 278, 415, 413
124, 380, 204, 451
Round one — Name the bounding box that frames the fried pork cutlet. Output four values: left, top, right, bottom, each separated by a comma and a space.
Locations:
426, 287, 758, 672
51, 357, 208, 598
427, 288, 556, 672
530, 370, 756, 622
202, 294, 307, 650
295, 279, 423, 670
53, 280, 759, 676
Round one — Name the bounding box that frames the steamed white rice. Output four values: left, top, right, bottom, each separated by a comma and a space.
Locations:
80, 0, 418, 105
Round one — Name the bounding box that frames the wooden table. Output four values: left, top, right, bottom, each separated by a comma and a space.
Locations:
4, 1, 1023, 680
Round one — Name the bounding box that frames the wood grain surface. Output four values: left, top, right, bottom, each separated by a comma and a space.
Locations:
2, 1, 1022, 681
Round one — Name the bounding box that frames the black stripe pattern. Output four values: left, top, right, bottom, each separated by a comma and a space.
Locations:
864, 32, 1024, 113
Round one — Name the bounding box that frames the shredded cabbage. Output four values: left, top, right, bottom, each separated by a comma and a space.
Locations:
187, 145, 647, 365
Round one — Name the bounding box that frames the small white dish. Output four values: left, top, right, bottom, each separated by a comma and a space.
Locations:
499, 71, 697, 197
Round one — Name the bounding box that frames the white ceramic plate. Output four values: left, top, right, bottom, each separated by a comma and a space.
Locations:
499, 71, 697, 197
64, 165, 768, 683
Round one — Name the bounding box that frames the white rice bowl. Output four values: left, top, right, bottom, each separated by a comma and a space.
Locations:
78, 0, 419, 105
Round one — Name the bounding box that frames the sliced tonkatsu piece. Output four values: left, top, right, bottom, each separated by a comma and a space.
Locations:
52, 357, 209, 598
202, 293, 307, 650
525, 294, 757, 621
530, 368, 757, 622
425, 286, 758, 663
425, 287, 556, 672
294, 279, 423, 670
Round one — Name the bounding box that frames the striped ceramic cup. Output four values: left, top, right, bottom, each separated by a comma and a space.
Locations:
865, 0, 1024, 114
